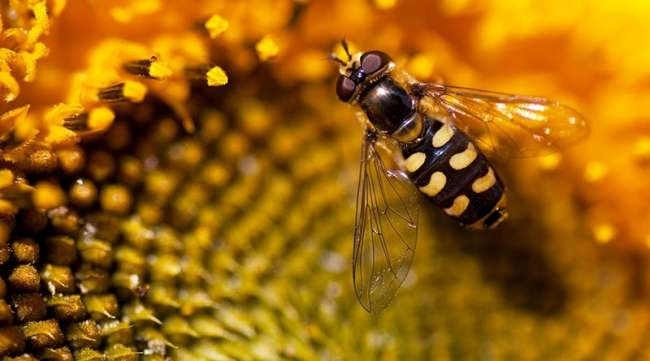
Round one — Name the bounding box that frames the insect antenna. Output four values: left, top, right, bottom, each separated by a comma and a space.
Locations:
327, 52, 347, 66
341, 39, 352, 61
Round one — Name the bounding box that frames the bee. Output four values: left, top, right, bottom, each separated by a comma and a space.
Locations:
331, 41, 588, 313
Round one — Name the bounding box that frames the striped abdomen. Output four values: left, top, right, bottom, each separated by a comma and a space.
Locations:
402, 118, 508, 229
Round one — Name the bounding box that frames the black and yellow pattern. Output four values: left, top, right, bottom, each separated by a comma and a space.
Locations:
402, 118, 507, 229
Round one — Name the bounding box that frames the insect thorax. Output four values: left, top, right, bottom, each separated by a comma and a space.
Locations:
359, 76, 420, 140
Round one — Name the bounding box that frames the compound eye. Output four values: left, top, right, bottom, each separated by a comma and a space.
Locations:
360, 51, 391, 75
336, 76, 356, 102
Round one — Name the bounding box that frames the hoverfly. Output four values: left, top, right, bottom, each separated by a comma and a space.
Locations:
331, 41, 588, 313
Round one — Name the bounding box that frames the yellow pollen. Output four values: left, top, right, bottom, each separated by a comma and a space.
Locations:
32, 2, 50, 34
593, 223, 616, 244
449, 143, 477, 170
419, 171, 446, 197
374, 0, 398, 9
256, 35, 280, 61
584, 161, 608, 182
122, 80, 147, 103
445, 195, 470, 217
149, 60, 173, 80
205, 14, 229, 39
44, 126, 75, 146
123, 81, 147, 103
20, 43, 49, 82
405, 152, 426, 172
206, 66, 228, 87
88, 107, 115, 131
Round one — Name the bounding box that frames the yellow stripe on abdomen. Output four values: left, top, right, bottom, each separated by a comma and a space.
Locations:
472, 167, 496, 193
401, 117, 507, 228
444, 195, 470, 217
432, 123, 454, 148
405, 152, 426, 172
449, 143, 477, 170
419, 171, 446, 197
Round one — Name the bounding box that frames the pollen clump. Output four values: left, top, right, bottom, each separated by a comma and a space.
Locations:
594, 223, 617, 244
256, 35, 280, 61
121, 81, 148, 103
205, 14, 230, 39
206, 66, 229, 87
148, 59, 174, 80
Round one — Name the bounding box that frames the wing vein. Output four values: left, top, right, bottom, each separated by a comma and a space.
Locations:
352, 131, 420, 313
422, 82, 588, 159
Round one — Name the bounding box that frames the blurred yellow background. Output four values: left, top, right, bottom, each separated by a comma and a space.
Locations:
1, 0, 650, 359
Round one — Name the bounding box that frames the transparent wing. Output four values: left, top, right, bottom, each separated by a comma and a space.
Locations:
422, 83, 589, 159
353, 131, 419, 314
